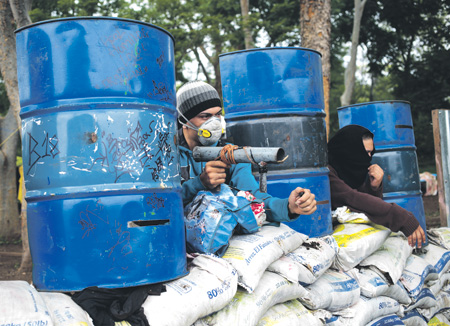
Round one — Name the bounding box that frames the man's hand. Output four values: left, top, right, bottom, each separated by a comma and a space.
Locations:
200, 160, 230, 189
288, 188, 316, 216
368, 164, 384, 190
408, 225, 426, 249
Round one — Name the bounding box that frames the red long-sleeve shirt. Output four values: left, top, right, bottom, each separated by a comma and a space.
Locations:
328, 165, 420, 237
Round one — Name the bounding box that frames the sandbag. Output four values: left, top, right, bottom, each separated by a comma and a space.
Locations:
39, 292, 94, 326
0, 280, 53, 326
299, 269, 360, 312
400, 309, 427, 326
428, 313, 450, 325
359, 234, 412, 284
184, 184, 260, 256
256, 299, 325, 326
418, 244, 450, 278
267, 235, 338, 285
427, 272, 450, 296
427, 228, 450, 250
417, 289, 450, 321
400, 254, 438, 300
332, 206, 371, 224
366, 314, 405, 326
330, 296, 401, 326
404, 288, 436, 313
332, 223, 390, 271
194, 271, 308, 326
142, 254, 238, 326
357, 268, 411, 305
222, 223, 307, 293
326, 315, 346, 326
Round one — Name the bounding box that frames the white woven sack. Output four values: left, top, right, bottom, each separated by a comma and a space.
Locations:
267, 235, 337, 285
427, 271, 450, 296
401, 309, 427, 326
399, 254, 438, 300
429, 313, 450, 325
40, 292, 94, 326
298, 269, 360, 312
359, 234, 413, 284
419, 243, 450, 278
332, 223, 390, 271
0, 280, 53, 326
427, 227, 450, 249
417, 289, 450, 321
256, 299, 325, 326
403, 288, 436, 313
365, 314, 404, 326
222, 223, 307, 293
331, 296, 401, 326
332, 206, 371, 224
383, 281, 411, 306
143, 254, 238, 326
194, 271, 307, 326
357, 268, 411, 305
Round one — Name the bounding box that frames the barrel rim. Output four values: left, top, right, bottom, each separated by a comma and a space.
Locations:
219, 46, 322, 58
14, 16, 175, 43
337, 100, 411, 111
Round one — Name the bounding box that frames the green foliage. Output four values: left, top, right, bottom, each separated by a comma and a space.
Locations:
250, 0, 300, 47
29, 0, 125, 21
332, 0, 450, 166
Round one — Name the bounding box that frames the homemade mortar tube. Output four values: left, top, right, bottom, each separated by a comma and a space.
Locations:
192, 146, 286, 164
193, 146, 286, 193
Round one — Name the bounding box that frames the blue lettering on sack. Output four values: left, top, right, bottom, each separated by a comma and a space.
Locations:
434, 251, 450, 273
331, 279, 359, 292
245, 240, 273, 266
207, 280, 231, 299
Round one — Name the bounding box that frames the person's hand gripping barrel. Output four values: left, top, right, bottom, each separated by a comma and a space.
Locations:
288, 188, 316, 215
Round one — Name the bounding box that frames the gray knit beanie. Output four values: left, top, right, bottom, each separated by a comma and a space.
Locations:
176, 81, 222, 123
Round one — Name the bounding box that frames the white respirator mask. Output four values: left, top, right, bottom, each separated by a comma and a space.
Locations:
178, 110, 226, 146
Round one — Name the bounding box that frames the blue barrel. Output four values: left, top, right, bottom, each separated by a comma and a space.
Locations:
338, 101, 427, 244
220, 47, 332, 237
16, 17, 187, 291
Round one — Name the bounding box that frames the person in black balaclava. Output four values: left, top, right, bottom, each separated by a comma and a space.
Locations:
327, 124, 426, 248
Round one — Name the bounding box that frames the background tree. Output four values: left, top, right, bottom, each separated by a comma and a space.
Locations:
339, 0, 367, 107
240, 0, 254, 49
333, 0, 450, 168
0, 0, 32, 273
300, 0, 332, 135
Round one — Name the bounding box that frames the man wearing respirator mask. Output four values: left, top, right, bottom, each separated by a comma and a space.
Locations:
177, 80, 317, 223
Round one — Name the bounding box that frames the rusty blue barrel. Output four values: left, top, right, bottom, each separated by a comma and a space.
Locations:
220, 47, 332, 237
338, 101, 427, 244
16, 17, 187, 291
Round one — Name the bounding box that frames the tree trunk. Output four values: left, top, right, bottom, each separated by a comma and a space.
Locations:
300, 0, 332, 137
0, 0, 33, 272
9, 0, 32, 28
240, 0, 254, 49
0, 108, 20, 241
340, 0, 368, 107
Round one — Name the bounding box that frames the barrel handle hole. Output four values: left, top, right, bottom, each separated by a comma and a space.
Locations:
128, 219, 170, 228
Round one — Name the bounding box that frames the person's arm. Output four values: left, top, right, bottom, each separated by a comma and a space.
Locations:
229, 163, 316, 223
329, 166, 420, 236
358, 179, 383, 198
181, 176, 207, 206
